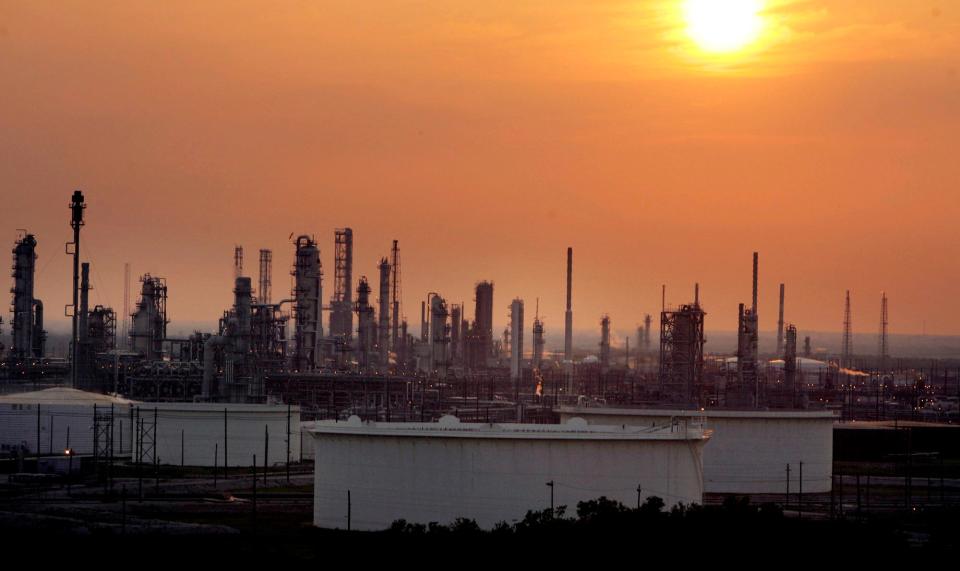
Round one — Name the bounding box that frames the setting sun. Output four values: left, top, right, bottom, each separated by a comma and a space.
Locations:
683, 0, 765, 53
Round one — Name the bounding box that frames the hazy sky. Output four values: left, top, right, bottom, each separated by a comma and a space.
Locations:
1, 1, 957, 341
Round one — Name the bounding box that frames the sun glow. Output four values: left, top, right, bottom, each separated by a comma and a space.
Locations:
683, 0, 765, 54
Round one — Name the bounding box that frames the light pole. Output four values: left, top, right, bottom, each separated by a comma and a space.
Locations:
546, 480, 555, 517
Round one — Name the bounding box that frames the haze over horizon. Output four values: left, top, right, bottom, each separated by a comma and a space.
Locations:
1, 1, 957, 337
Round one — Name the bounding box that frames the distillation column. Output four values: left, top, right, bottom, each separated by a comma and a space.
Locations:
429, 294, 450, 378
356, 277, 375, 370
11, 234, 42, 359
378, 258, 391, 370
599, 315, 611, 374
293, 236, 322, 371
510, 298, 524, 384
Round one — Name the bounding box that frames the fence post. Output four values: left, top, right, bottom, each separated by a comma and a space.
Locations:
798, 461, 803, 519
252, 454, 258, 533
154, 407, 159, 494
35, 404, 41, 472
224, 408, 228, 480
785, 464, 791, 510
856, 474, 862, 521
286, 403, 291, 483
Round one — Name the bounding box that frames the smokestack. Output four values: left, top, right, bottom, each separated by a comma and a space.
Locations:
378, 258, 390, 370
879, 292, 889, 372
69, 190, 86, 389
694, 283, 700, 306
776, 283, 785, 355
841, 290, 852, 368
79, 263, 90, 344
390, 240, 400, 351
643, 314, 652, 352
752, 251, 758, 313
599, 315, 610, 374
122, 262, 130, 349
420, 300, 428, 342
564, 247, 573, 362
510, 298, 524, 385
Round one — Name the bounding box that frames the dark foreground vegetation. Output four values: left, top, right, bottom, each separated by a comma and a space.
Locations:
3, 495, 958, 562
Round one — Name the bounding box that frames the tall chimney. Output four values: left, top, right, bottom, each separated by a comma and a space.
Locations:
420, 300, 428, 342
79, 262, 90, 344
69, 190, 85, 389
752, 251, 758, 314
776, 283, 785, 355
564, 247, 573, 362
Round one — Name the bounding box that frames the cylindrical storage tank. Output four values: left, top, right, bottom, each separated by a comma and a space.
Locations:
307, 416, 708, 530
0, 388, 134, 456
558, 407, 836, 494
133, 402, 302, 467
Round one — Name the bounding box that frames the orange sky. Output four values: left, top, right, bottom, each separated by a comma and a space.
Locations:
0, 1, 958, 341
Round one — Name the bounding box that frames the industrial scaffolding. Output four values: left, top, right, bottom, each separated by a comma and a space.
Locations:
659, 303, 705, 406
330, 228, 354, 340
130, 274, 168, 361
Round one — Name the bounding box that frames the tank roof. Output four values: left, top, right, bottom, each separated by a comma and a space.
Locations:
304, 415, 709, 441
558, 405, 837, 420
0, 387, 134, 406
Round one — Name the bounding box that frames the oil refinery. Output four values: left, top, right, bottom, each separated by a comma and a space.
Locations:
0, 191, 958, 543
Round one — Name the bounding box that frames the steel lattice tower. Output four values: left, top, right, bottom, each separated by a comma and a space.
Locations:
258, 249, 272, 305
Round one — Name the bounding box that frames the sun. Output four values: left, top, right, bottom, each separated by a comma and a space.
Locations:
683, 0, 766, 54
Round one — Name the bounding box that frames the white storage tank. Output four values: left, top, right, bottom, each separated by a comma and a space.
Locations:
0, 388, 133, 456
0, 388, 302, 468
132, 402, 302, 467
558, 407, 836, 494
306, 415, 710, 530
